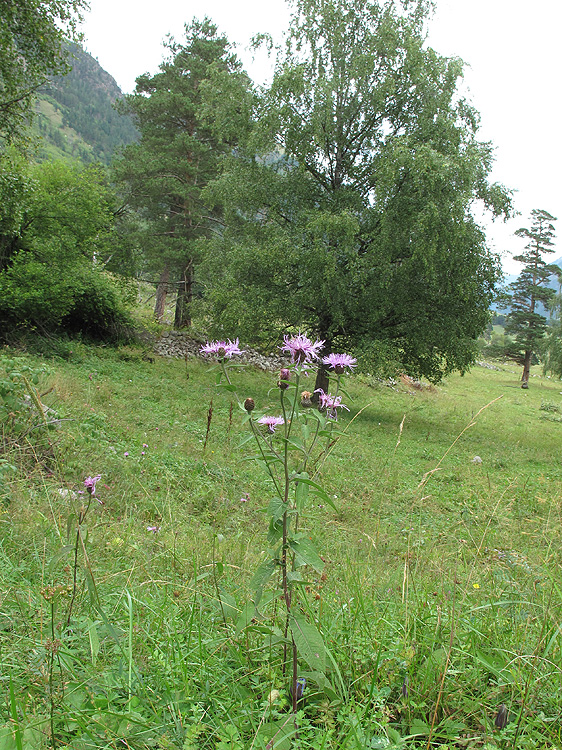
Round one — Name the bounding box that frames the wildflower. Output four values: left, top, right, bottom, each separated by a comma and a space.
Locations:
258, 415, 285, 433
147, 525, 160, 533
280, 333, 324, 365
315, 389, 349, 419
83, 475, 101, 496
240, 493, 250, 502
124, 451, 129, 457
143, 443, 148, 448
244, 397, 255, 412
322, 352, 357, 374
200, 338, 243, 359
289, 677, 307, 702
300, 391, 313, 408
278, 368, 291, 389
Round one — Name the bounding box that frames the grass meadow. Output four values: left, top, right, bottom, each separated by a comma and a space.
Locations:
1, 341, 562, 749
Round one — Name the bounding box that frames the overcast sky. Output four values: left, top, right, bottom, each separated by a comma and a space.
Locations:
81, 0, 562, 273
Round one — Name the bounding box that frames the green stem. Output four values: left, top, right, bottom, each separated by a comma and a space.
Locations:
249, 419, 283, 499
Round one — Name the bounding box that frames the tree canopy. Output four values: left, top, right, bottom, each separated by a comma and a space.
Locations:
505, 209, 558, 387
200, 0, 512, 383
113, 18, 250, 327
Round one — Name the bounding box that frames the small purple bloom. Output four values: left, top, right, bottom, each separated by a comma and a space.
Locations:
124, 452, 129, 457
200, 338, 244, 359
280, 334, 324, 365
143, 443, 148, 448
147, 525, 160, 533
322, 353, 357, 374
84, 475, 101, 496
315, 389, 349, 420
258, 415, 285, 433
240, 493, 250, 502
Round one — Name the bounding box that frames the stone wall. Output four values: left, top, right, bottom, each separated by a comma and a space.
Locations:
155, 331, 288, 372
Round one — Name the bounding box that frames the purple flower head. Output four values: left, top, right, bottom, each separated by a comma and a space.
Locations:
240, 493, 250, 503
280, 334, 324, 365
147, 525, 160, 533
322, 352, 357, 375
200, 338, 243, 359
258, 415, 285, 434
84, 475, 101, 496
315, 389, 349, 420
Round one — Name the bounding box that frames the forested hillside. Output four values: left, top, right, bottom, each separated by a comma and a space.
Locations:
33, 43, 138, 164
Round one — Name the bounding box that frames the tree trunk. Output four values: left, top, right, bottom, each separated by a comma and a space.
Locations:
174, 261, 193, 329
313, 362, 330, 399
154, 265, 170, 321
521, 350, 532, 388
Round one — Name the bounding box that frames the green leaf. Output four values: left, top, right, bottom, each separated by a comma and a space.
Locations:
235, 601, 256, 635
267, 495, 286, 523
288, 535, 324, 572
295, 480, 309, 513
289, 611, 326, 673
218, 589, 238, 620
290, 475, 338, 510
87, 618, 100, 665
249, 558, 277, 595
237, 433, 254, 449
268, 517, 284, 545
48, 544, 74, 572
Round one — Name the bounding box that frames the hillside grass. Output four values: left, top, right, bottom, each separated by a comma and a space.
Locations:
1, 343, 561, 749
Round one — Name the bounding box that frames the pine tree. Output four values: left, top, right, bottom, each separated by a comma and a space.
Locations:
113, 18, 249, 327
505, 209, 558, 387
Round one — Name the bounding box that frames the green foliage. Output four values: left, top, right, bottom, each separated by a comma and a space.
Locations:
113, 18, 250, 328
0, 355, 46, 427
201, 0, 511, 383
1, 345, 562, 748
0, 160, 133, 340
505, 209, 558, 385
0, 0, 87, 145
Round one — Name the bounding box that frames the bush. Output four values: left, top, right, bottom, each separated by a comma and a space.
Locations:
0, 257, 134, 342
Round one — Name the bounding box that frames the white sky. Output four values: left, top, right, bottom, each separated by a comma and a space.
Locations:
82, 0, 562, 274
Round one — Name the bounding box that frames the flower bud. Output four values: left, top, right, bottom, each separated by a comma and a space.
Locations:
244, 398, 255, 412
278, 368, 291, 389
300, 391, 313, 408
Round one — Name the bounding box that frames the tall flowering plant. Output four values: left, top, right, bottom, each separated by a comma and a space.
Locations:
201, 334, 356, 712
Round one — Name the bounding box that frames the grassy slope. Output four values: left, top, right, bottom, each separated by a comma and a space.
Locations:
1, 344, 561, 749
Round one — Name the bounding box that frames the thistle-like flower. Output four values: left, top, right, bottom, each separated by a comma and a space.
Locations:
258, 415, 285, 433
200, 338, 243, 359
322, 352, 357, 374
280, 334, 324, 365
315, 389, 349, 420
278, 368, 291, 389
300, 391, 313, 408
83, 475, 101, 496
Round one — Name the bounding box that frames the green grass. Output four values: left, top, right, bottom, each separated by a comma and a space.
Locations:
1, 343, 562, 749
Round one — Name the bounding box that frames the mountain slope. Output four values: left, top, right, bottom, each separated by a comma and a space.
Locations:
33, 44, 138, 165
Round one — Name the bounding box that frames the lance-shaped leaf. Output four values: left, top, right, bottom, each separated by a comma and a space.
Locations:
289, 611, 326, 674
288, 535, 324, 573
